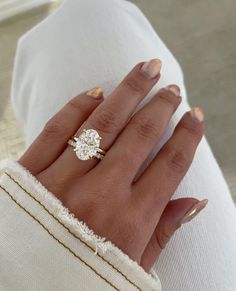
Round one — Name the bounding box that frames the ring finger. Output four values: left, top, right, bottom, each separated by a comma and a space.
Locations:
50, 59, 162, 178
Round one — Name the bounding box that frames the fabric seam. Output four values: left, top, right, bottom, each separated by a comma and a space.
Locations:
0, 184, 120, 291
4, 171, 141, 291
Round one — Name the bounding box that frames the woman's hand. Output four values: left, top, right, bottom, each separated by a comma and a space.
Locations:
18, 59, 208, 272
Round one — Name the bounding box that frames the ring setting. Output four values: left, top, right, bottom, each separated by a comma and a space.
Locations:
67, 129, 106, 160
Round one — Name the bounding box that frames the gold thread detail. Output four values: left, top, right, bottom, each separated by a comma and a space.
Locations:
0, 184, 119, 291
4, 172, 141, 291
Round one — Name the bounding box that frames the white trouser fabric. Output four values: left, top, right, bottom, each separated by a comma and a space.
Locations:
11, 0, 236, 290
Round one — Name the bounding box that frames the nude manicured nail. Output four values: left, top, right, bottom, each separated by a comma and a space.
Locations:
190, 107, 204, 122
181, 199, 208, 224
86, 87, 104, 98
140, 58, 162, 79
166, 85, 180, 96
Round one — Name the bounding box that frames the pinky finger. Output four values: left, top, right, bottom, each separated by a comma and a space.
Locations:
140, 197, 208, 272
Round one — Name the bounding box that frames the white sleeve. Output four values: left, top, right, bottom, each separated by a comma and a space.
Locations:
0, 159, 161, 291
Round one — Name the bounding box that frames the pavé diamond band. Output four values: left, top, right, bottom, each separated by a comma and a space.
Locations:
67, 129, 106, 161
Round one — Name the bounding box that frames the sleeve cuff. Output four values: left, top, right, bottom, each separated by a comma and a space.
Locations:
0, 158, 161, 291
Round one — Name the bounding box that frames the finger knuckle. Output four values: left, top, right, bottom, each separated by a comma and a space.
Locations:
182, 121, 204, 138
131, 116, 160, 140
43, 117, 68, 139
91, 109, 118, 134
158, 88, 181, 106
166, 147, 190, 174
123, 76, 146, 94
67, 97, 86, 114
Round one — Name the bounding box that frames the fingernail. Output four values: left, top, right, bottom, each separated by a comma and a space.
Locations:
190, 107, 204, 122
166, 84, 180, 96
140, 58, 162, 79
86, 87, 104, 98
181, 199, 208, 224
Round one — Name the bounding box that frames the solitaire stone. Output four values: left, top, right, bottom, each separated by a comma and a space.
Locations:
75, 129, 101, 160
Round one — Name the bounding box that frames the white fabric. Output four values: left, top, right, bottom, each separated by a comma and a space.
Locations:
9, 0, 236, 290
0, 159, 161, 291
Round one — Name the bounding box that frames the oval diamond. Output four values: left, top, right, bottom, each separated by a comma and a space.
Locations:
75, 129, 101, 160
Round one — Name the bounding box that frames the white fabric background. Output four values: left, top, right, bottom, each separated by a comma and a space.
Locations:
0, 159, 161, 290
11, 0, 236, 290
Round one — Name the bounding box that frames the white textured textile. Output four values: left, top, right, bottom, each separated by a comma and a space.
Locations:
0, 159, 161, 291
8, 0, 236, 290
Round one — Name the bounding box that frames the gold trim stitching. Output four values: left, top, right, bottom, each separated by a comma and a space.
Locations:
4, 172, 141, 291
0, 184, 119, 291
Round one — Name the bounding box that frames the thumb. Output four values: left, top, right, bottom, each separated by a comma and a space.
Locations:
140, 197, 208, 272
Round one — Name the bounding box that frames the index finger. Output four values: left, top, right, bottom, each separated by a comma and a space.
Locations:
18, 90, 104, 175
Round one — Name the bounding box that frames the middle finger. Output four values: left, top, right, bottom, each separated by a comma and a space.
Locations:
98, 85, 181, 183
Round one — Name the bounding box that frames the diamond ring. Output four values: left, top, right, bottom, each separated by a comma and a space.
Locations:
67, 129, 106, 160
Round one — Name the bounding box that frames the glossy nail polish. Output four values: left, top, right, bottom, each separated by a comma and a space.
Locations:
181, 199, 208, 224
190, 107, 204, 122
86, 87, 104, 98
140, 58, 162, 79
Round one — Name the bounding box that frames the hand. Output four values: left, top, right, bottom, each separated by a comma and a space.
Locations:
18, 59, 208, 272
